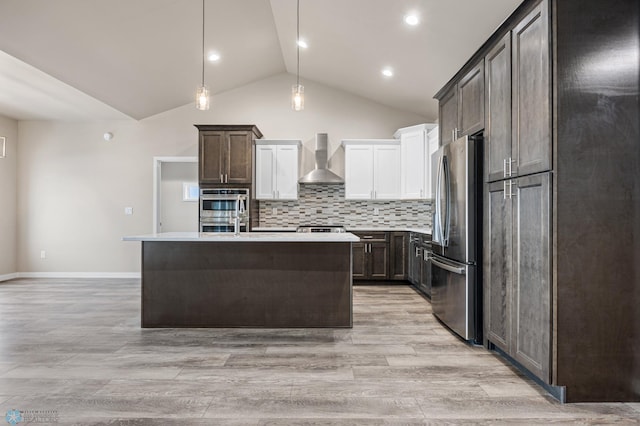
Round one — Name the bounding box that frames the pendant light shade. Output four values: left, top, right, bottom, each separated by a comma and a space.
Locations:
196, 0, 210, 110
292, 83, 304, 111
196, 85, 210, 110
292, 0, 304, 111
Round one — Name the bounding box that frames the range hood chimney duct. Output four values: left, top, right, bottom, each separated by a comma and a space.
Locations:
298, 133, 344, 184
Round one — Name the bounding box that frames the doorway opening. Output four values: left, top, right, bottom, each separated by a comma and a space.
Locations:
152, 157, 198, 233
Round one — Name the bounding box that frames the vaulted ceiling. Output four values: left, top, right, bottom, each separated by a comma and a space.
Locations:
0, 0, 522, 121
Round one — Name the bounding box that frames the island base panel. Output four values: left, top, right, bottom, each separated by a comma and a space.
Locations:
141, 241, 352, 327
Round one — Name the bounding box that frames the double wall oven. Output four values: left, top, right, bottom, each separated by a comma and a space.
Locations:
199, 188, 250, 232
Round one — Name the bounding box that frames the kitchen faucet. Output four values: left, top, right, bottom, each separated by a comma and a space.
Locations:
232, 194, 247, 235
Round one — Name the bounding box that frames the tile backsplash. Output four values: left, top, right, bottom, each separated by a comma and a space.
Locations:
257, 185, 432, 228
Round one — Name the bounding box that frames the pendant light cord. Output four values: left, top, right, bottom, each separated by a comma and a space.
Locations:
201, 0, 205, 86
296, 0, 300, 87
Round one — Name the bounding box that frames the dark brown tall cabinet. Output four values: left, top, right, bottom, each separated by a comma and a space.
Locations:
484, 0, 553, 384
196, 125, 263, 185
196, 125, 263, 230
436, 0, 640, 402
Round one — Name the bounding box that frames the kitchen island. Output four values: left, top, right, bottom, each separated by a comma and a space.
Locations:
123, 232, 359, 328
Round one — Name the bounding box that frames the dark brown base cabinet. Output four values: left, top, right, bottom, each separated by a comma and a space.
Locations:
408, 232, 431, 297
436, 0, 640, 402
352, 232, 389, 280
353, 231, 409, 283
389, 232, 408, 280
485, 173, 551, 382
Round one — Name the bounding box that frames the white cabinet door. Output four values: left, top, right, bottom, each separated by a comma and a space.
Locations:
275, 145, 298, 200
373, 144, 401, 199
345, 145, 374, 199
400, 130, 426, 199
255, 145, 276, 199
255, 143, 299, 200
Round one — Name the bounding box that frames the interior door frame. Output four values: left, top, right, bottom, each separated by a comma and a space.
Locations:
152, 156, 198, 233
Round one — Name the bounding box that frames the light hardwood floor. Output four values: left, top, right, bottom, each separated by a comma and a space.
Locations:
0, 278, 637, 425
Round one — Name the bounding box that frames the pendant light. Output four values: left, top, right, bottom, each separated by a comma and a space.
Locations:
291, 0, 304, 111
196, 0, 210, 110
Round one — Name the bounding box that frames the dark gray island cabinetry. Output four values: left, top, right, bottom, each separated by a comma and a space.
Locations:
124, 232, 358, 328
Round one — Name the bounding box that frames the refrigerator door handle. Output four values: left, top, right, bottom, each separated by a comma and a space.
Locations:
431, 257, 465, 275
442, 155, 451, 246
433, 154, 443, 244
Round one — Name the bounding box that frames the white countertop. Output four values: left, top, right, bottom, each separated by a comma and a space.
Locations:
123, 231, 360, 243
252, 227, 431, 235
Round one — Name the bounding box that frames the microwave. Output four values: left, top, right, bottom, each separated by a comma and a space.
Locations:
199, 188, 250, 232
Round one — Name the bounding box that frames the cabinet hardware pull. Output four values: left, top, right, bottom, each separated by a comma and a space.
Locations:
507, 157, 515, 177
220, 174, 224, 182
503, 159, 508, 178
503, 181, 508, 200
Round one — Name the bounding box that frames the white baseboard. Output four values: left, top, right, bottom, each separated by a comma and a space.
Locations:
15, 272, 141, 279
0, 273, 19, 282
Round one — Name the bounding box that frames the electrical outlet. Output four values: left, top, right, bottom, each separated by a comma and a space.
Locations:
124, 207, 133, 215
40, 250, 46, 259
373, 207, 379, 215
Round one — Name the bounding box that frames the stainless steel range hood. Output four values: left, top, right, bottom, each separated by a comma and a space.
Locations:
298, 133, 344, 184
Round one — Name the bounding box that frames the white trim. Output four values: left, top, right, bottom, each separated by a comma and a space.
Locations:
393, 123, 438, 138
341, 139, 399, 147
152, 156, 198, 233
0, 273, 18, 282
255, 139, 301, 146
16, 272, 141, 279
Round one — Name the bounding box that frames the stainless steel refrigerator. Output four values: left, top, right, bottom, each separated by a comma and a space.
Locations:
431, 135, 482, 343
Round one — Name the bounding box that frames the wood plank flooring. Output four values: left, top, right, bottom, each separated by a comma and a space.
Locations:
0, 278, 637, 425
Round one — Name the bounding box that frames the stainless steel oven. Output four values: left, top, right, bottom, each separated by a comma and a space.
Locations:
199, 188, 250, 232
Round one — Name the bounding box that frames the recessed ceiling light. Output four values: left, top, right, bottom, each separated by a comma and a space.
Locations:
404, 14, 419, 26
297, 39, 308, 49
207, 52, 221, 62
382, 68, 394, 78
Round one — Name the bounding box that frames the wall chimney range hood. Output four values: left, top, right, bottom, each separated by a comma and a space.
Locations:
298, 133, 344, 184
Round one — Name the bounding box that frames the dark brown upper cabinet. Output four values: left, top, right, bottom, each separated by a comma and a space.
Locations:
438, 62, 485, 146
195, 125, 263, 185
484, 33, 512, 183
438, 85, 458, 146
458, 61, 485, 137
511, 2, 551, 178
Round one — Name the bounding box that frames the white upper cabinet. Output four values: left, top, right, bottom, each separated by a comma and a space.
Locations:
395, 123, 438, 199
342, 139, 401, 200
255, 140, 300, 200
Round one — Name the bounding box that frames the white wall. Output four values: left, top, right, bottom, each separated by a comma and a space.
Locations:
0, 115, 18, 279
16, 73, 427, 274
